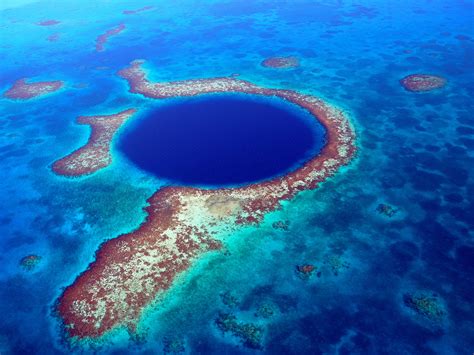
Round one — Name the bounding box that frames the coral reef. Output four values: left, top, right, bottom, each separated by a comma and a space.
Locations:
403, 291, 445, 322
56, 60, 356, 340
296, 264, 316, 279
216, 312, 263, 349
52, 109, 137, 177
123, 6, 154, 15
96, 24, 125, 52
163, 336, 185, 354
37, 20, 60, 26
272, 220, 290, 231
20, 254, 42, 271
324, 256, 350, 276
255, 303, 275, 319
204, 196, 242, 220
47, 33, 60, 42
4, 78, 63, 100
376, 203, 398, 218
261, 56, 300, 69
400, 74, 446, 92
220, 291, 239, 308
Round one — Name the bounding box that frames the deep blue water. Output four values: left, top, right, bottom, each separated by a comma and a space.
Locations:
117, 96, 326, 186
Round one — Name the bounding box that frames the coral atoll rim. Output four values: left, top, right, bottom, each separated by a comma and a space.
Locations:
56, 60, 356, 341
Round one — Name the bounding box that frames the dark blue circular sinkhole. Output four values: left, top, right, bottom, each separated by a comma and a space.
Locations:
117, 95, 327, 187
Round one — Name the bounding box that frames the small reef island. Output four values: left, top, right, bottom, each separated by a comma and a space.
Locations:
3, 78, 63, 100
400, 74, 447, 92
54, 60, 356, 341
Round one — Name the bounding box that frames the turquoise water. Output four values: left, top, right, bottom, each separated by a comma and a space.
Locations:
0, 0, 473, 354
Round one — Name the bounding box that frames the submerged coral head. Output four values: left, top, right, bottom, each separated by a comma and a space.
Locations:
20, 255, 42, 271
400, 74, 446, 92
261, 56, 300, 69
37, 19, 60, 26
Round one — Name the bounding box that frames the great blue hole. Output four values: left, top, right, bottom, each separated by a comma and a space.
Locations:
117, 95, 327, 187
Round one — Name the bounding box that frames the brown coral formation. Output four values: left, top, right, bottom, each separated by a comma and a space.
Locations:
52, 109, 137, 177
96, 24, 126, 52
4, 78, 63, 100
400, 74, 446, 92
56, 60, 356, 341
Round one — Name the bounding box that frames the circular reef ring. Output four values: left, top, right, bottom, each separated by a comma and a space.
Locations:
54, 60, 357, 342
116, 94, 328, 187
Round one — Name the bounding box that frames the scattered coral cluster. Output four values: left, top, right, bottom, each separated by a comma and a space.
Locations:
216, 291, 278, 348
296, 264, 317, 279
254, 303, 276, 319
324, 255, 350, 276
376, 203, 398, 218
216, 312, 264, 349
163, 336, 185, 354
19, 254, 42, 271
220, 291, 239, 308
272, 220, 290, 231
403, 291, 446, 322
296, 255, 350, 279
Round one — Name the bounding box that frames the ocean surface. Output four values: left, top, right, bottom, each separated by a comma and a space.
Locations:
0, 0, 473, 354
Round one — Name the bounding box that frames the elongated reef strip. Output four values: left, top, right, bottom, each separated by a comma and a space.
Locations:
123, 6, 154, 15
3, 78, 63, 100
52, 109, 137, 177
56, 60, 356, 340
37, 19, 60, 26
96, 24, 126, 52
